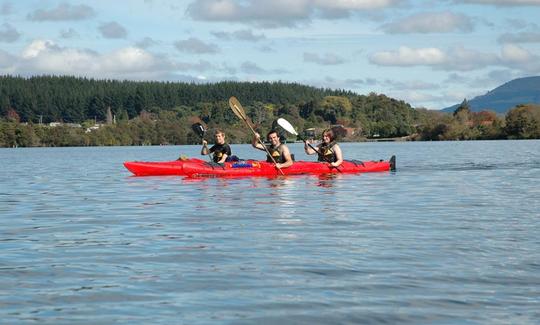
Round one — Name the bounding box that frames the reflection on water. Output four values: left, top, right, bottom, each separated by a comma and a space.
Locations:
316, 173, 340, 188
0, 140, 539, 324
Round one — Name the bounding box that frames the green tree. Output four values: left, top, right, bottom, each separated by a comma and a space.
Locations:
505, 104, 540, 139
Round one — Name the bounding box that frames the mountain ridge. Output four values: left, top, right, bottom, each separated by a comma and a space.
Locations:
443, 76, 540, 113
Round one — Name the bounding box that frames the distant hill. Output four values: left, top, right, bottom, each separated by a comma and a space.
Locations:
443, 76, 540, 114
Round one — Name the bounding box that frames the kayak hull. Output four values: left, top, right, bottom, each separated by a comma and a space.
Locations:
123, 158, 205, 176
124, 157, 395, 177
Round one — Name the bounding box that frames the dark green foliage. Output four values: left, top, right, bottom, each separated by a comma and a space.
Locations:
505, 104, 540, 139
0, 75, 537, 147
0, 75, 352, 123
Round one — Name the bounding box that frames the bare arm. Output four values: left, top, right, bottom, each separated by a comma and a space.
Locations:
252, 133, 265, 150
276, 145, 293, 169
217, 153, 228, 164
201, 140, 209, 155
304, 140, 318, 155
330, 144, 343, 167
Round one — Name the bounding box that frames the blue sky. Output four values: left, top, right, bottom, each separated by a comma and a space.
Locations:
1, 0, 540, 109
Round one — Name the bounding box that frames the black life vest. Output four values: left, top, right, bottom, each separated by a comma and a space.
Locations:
210, 143, 231, 163
318, 141, 337, 163
266, 144, 285, 163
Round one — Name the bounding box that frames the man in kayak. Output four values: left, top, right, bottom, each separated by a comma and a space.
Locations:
201, 129, 232, 163
252, 130, 293, 169
304, 128, 343, 168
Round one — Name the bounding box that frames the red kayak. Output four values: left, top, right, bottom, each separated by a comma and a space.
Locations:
123, 158, 205, 176
124, 156, 395, 177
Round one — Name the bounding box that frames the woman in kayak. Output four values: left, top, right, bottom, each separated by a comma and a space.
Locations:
252, 130, 293, 169
201, 129, 232, 163
304, 128, 343, 168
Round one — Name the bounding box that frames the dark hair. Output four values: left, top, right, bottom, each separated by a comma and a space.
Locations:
322, 129, 335, 142
266, 129, 279, 140
214, 129, 225, 136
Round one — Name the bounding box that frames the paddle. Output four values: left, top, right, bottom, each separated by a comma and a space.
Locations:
228, 96, 285, 176
277, 118, 341, 172
191, 122, 206, 138
191, 122, 212, 162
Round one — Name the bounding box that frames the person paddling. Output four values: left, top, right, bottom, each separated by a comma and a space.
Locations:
305, 128, 343, 168
201, 129, 231, 163
252, 130, 293, 169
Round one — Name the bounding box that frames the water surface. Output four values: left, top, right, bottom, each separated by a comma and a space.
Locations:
1, 140, 539, 324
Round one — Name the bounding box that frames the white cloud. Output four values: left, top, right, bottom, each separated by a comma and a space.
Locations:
239, 61, 288, 75
303, 52, 346, 65
240, 61, 267, 74
505, 18, 538, 29
370, 44, 540, 73
456, 0, 540, 6
443, 46, 500, 70
370, 46, 502, 71
314, 0, 397, 10
99, 22, 128, 39
498, 31, 540, 43
176, 60, 217, 72
444, 73, 471, 84
188, 0, 239, 21
382, 11, 474, 33
498, 43, 540, 72
212, 29, 266, 41
443, 70, 515, 89
0, 49, 16, 72
136, 37, 160, 49
27, 3, 96, 21
500, 43, 533, 62
1, 2, 13, 15
187, 0, 311, 27
187, 0, 399, 27
60, 28, 79, 39
0, 23, 20, 42
346, 78, 378, 86
22, 40, 60, 59
395, 90, 440, 103
384, 80, 440, 90
370, 46, 446, 66
174, 37, 219, 54
11, 40, 178, 80
101, 47, 158, 72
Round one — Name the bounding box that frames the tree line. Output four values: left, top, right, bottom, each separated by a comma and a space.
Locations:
0, 76, 539, 147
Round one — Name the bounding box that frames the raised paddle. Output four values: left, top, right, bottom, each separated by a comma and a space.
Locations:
277, 118, 341, 172
191, 122, 212, 162
191, 122, 206, 138
228, 96, 285, 176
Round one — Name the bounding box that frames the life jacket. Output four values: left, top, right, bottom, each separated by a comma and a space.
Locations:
266, 144, 285, 163
318, 141, 337, 163
210, 144, 231, 163
213, 151, 223, 163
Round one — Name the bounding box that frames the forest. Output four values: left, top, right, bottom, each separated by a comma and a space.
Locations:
1, 75, 539, 147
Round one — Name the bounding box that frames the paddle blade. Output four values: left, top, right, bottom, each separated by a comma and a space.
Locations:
277, 118, 298, 136
228, 96, 248, 121
191, 123, 206, 138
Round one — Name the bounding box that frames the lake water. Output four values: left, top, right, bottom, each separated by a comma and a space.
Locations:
1, 140, 539, 324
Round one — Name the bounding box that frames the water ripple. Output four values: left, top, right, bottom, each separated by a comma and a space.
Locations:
0, 141, 539, 324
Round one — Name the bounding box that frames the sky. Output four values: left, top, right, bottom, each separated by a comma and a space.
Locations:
1, 0, 540, 110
